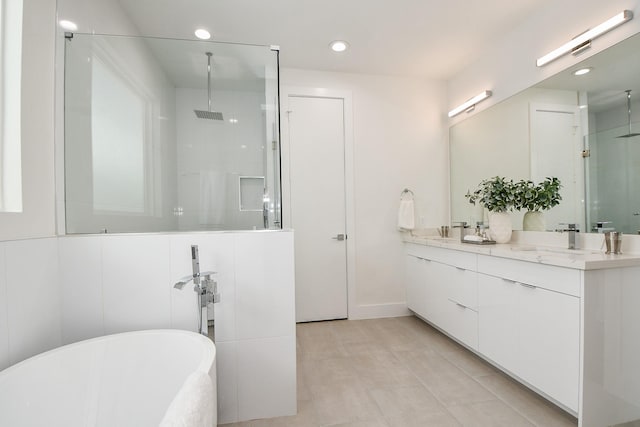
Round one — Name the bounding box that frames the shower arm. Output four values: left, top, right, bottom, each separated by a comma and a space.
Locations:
206, 52, 212, 113
626, 90, 632, 134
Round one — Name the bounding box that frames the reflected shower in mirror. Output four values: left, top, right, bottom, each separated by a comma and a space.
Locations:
64, 34, 281, 234
450, 32, 640, 234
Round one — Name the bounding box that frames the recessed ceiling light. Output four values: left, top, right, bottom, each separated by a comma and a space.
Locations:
330, 40, 349, 53
59, 20, 78, 31
194, 28, 211, 40
573, 67, 592, 76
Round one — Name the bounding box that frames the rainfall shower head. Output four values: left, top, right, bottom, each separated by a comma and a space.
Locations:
195, 110, 223, 120
616, 90, 640, 138
194, 52, 224, 121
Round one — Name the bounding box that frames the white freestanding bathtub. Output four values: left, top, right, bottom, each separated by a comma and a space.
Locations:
0, 330, 216, 427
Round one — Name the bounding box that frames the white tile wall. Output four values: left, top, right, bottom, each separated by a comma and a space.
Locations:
102, 235, 172, 334
235, 232, 295, 340
59, 236, 105, 344
0, 243, 9, 370
237, 336, 297, 420
5, 238, 61, 364
215, 341, 239, 425
1, 231, 296, 424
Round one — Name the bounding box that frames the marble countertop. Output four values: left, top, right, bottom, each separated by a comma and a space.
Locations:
404, 234, 640, 270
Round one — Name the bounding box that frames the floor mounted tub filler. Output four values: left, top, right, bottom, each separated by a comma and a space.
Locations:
0, 330, 216, 427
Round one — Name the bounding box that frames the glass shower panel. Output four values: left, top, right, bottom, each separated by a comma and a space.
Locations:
64, 34, 281, 233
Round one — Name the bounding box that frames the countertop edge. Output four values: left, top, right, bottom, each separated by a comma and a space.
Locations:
404, 236, 640, 270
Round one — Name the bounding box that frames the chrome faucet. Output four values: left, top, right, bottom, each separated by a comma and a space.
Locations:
173, 245, 219, 336
557, 223, 579, 249
452, 221, 469, 243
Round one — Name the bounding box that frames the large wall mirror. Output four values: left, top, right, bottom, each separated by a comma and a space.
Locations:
450, 32, 640, 234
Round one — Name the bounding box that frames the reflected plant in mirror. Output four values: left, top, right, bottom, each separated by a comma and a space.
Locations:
515, 177, 562, 211
515, 177, 562, 231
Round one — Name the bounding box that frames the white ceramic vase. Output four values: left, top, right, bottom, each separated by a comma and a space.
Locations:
523, 211, 545, 231
489, 211, 512, 243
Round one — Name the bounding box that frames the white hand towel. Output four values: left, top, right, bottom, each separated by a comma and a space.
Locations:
397, 199, 415, 230
159, 371, 215, 427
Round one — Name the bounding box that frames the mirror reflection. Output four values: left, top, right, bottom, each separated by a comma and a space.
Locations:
450, 32, 640, 234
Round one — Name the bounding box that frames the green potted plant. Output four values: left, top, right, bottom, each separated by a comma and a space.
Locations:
515, 177, 562, 231
465, 176, 517, 243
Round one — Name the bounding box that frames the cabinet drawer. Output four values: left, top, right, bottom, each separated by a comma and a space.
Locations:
442, 263, 478, 310
405, 243, 476, 270
440, 298, 478, 351
477, 254, 580, 297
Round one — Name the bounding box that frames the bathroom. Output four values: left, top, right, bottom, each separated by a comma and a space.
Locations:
1, 0, 640, 426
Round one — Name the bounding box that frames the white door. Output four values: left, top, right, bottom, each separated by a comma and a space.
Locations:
530, 104, 584, 229
285, 95, 348, 322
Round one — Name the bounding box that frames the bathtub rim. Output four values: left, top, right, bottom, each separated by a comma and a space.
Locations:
0, 329, 216, 377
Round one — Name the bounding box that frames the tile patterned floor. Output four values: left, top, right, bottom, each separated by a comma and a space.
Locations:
222, 316, 578, 427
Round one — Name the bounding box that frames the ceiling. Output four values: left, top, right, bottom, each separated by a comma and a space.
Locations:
117, 0, 555, 80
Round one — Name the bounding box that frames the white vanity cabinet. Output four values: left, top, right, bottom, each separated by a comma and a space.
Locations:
477, 254, 580, 412
405, 244, 478, 350
405, 242, 581, 414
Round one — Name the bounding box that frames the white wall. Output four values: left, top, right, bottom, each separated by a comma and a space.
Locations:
0, 237, 60, 370
281, 68, 448, 313
448, 0, 640, 126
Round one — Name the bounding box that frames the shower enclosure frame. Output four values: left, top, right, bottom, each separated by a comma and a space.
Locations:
57, 32, 283, 235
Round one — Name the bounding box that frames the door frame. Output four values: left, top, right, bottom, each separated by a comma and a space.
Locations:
280, 86, 356, 320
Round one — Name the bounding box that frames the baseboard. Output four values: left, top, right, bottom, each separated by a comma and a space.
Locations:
348, 302, 411, 320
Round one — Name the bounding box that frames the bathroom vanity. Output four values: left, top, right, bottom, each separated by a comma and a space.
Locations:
404, 235, 640, 427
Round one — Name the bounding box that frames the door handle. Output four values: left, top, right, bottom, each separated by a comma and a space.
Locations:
332, 234, 346, 241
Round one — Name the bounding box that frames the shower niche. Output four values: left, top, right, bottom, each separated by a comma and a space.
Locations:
63, 34, 281, 234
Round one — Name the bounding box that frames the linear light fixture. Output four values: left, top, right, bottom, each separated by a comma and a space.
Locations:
448, 90, 492, 118
536, 10, 633, 67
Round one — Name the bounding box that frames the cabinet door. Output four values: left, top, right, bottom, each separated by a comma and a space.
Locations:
478, 274, 519, 373
405, 255, 429, 318
517, 283, 579, 412
424, 260, 450, 330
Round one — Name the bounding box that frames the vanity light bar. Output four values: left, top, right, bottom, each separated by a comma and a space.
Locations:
536, 10, 633, 67
448, 90, 493, 118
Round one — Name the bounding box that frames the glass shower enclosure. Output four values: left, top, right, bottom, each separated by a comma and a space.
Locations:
64, 34, 281, 233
